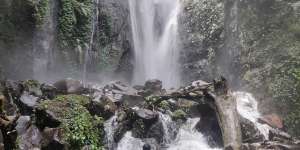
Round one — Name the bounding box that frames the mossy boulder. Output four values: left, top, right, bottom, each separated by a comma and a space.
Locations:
23, 80, 42, 96
35, 94, 104, 149
171, 109, 187, 121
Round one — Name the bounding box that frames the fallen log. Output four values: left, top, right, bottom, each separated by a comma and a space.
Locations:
205, 77, 242, 150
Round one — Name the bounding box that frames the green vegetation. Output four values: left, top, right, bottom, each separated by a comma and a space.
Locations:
158, 100, 170, 110
34, 0, 50, 26
58, 0, 92, 49
239, 0, 300, 137
171, 109, 187, 121
38, 95, 104, 149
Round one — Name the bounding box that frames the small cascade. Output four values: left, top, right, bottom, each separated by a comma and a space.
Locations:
159, 112, 176, 145
128, 0, 181, 88
234, 91, 272, 139
82, 0, 99, 86
167, 118, 221, 150
104, 115, 118, 150
117, 132, 145, 150
33, 0, 58, 82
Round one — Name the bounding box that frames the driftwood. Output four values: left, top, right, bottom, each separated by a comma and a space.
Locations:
206, 77, 242, 150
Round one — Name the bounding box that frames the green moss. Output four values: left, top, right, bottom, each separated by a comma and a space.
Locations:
55, 94, 90, 106
34, 0, 50, 26
58, 0, 92, 49
171, 109, 187, 121
158, 100, 170, 110
38, 94, 103, 149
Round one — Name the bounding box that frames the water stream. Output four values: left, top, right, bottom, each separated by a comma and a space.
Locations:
112, 116, 220, 150
234, 91, 272, 139
83, 0, 99, 86
33, 0, 58, 82
128, 0, 181, 88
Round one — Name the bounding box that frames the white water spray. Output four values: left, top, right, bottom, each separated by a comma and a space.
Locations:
128, 0, 181, 88
234, 91, 272, 139
33, 0, 57, 82
83, 0, 99, 85
167, 118, 221, 150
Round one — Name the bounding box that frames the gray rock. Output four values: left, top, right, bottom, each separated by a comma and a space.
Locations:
40, 83, 57, 100
240, 116, 265, 143
18, 92, 38, 115
16, 116, 31, 135
53, 78, 85, 94
144, 79, 163, 95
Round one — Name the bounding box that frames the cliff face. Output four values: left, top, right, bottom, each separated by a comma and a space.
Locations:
238, 0, 300, 136
0, 0, 299, 137
180, 0, 300, 137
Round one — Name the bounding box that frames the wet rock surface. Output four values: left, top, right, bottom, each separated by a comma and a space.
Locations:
0, 78, 298, 149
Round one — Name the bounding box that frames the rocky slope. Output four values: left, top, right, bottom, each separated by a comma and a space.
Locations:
0, 78, 299, 149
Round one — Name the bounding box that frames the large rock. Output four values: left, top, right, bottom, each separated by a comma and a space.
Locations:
22, 80, 42, 97
35, 108, 61, 129
40, 83, 57, 100
53, 79, 85, 94
17, 125, 43, 149
16, 116, 31, 135
258, 114, 284, 129
240, 116, 265, 143
18, 92, 39, 115
196, 104, 223, 147
87, 95, 118, 119
143, 79, 163, 96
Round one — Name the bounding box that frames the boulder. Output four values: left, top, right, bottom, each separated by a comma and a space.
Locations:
35, 108, 61, 129
0, 131, 3, 150
2, 80, 24, 100
17, 125, 43, 149
133, 108, 159, 122
192, 80, 211, 89
16, 116, 31, 135
53, 78, 85, 94
22, 80, 42, 97
87, 95, 118, 119
143, 79, 163, 95
196, 104, 223, 147
18, 92, 38, 115
41, 128, 65, 150
240, 116, 265, 143
258, 114, 284, 129
40, 83, 57, 100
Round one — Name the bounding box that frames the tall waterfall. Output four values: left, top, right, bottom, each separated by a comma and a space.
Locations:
128, 0, 181, 88
33, 0, 58, 82
83, 0, 99, 85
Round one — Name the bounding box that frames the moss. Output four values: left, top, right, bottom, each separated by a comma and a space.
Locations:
38, 94, 103, 149
171, 109, 187, 121
34, 0, 50, 26
58, 0, 92, 49
158, 100, 170, 110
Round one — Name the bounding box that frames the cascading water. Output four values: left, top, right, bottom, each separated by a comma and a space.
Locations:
115, 116, 221, 150
233, 91, 272, 139
128, 0, 181, 88
104, 115, 118, 150
82, 0, 99, 85
33, 0, 58, 82
167, 118, 221, 150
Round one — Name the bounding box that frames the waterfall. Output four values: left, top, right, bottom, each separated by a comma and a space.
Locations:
104, 115, 118, 150
128, 0, 181, 88
114, 116, 220, 150
82, 0, 99, 85
167, 118, 221, 150
159, 112, 176, 145
117, 132, 145, 150
33, 0, 58, 82
234, 91, 272, 139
